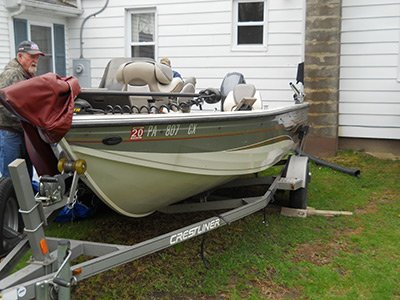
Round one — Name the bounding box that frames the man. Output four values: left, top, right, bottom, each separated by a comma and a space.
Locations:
0, 40, 44, 177
160, 57, 182, 79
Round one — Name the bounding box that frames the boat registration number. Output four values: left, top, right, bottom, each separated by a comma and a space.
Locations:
130, 124, 198, 140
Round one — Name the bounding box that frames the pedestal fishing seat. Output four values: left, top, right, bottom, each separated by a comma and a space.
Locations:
98, 57, 132, 90
223, 84, 262, 111
116, 60, 184, 111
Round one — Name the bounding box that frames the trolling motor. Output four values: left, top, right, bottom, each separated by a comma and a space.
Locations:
198, 88, 221, 104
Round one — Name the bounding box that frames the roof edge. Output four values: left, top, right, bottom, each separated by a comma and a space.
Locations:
21, 0, 83, 17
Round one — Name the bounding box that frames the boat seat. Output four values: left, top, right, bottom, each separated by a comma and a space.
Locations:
126, 84, 151, 111
98, 57, 133, 90
116, 60, 184, 110
177, 77, 196, 112
223, 84, 262, 111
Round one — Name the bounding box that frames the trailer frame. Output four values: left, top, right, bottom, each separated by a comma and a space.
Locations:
0, 155, 308, 300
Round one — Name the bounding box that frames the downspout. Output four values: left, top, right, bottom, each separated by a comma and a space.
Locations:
79, 0, 109, 58
9, 5, 26, 17
8, 3, 26, 58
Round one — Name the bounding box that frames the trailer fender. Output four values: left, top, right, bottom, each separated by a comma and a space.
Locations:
285, 155, 309, 188
285, 155, 310, 210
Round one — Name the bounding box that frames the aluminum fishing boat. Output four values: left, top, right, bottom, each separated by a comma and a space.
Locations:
57, 59, 309, 217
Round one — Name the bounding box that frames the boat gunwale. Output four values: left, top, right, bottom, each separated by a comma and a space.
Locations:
71, 103, 309, 128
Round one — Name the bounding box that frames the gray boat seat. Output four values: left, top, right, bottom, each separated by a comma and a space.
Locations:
116, 60, 183, 97
98, 57, 133, 90
177, 77, 196, 112
223, 84, 262, 111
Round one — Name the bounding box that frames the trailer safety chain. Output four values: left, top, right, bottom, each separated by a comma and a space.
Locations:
67, 190, 78, 210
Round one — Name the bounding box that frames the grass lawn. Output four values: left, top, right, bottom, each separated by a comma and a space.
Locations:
41, 150, 399, 299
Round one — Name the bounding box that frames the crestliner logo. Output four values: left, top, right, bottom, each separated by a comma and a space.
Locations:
170, 218, 221, 245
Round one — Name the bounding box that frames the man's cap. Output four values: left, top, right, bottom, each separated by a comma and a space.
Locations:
160, 57, 171, 67
17, 41, 45, 56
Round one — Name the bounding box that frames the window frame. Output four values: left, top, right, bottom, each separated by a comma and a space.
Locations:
127, 7, 157, 59
13, 18, 66, 76
28, 21, 55, 74
232, 0, 268, 51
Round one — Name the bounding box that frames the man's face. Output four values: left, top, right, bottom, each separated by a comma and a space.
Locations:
17, 52, 41, 75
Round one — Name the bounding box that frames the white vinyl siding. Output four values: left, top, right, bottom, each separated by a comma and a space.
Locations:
339, 0, 400, 139
69, 0, 305, 109
0, 2, 12, 68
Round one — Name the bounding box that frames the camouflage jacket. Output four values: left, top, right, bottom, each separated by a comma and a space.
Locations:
0, 59, 32, 133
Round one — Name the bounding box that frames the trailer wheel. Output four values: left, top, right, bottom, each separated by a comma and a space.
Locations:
0, 177, 23, 257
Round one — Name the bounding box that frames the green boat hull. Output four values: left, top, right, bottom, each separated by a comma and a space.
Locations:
61, 104, 308, 217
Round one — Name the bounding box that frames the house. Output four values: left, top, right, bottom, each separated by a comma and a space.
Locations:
0, 0, 82, 75
0, 0, 399, 157
338, 0, 400, 157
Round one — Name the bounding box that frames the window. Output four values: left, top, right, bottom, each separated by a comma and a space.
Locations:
129, 10, 156, 59
233, 0, 267, 49
31, 25, 53, 75
13, 19, 66, 76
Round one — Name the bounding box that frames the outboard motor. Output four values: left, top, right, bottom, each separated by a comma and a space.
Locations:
74, 98, 92, 114
220, 72, 246, 111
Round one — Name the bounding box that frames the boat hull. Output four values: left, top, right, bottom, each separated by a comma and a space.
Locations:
61, 104, 308, 217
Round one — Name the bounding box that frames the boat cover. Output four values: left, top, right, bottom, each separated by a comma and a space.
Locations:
0, 73, 80, 175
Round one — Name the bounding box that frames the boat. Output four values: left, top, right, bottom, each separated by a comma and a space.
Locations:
0, 58, 308, 218
57, 58, 309, 217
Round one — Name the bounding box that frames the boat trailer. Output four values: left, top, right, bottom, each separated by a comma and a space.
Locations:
0, 155, 309, 300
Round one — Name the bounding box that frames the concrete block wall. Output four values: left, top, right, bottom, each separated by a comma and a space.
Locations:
304, 0, 341, 157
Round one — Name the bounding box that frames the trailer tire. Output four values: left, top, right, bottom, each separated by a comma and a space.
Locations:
0, 177, 23, 257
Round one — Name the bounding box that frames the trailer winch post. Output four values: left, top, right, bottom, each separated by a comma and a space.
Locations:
9, 159, 52, 263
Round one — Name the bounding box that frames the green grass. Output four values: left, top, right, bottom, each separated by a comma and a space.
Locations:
31, 151, 400, 298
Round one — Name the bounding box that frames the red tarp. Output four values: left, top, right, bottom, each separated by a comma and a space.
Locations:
0, 73, 80, 176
